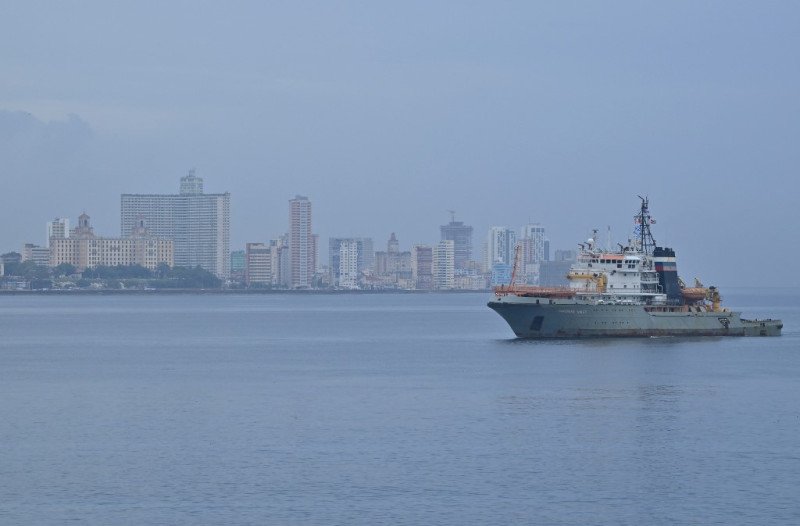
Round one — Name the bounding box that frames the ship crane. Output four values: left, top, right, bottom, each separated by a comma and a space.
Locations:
510, 244, 523, 286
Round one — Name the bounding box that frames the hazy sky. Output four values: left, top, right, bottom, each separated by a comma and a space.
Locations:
1, 2, 798, 286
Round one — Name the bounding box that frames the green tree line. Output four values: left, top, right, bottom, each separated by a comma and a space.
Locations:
2, 253, 221, 289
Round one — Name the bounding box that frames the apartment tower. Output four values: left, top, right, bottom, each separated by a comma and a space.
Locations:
289, 195, 315, 288
120, 171, 230, 277
440, 215, 473, 271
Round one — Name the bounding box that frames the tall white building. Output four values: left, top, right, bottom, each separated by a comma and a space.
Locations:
486, 227, 517, 270
432, 240, 455, 290
47, 218, 70, 247
329, 237, 374, 287
519, 223, 547, 285
521, 224, 546, 263
338, 240, 360, 289
120, 172, 230, 278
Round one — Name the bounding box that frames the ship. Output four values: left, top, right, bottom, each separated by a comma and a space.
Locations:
488, 197, 783, 338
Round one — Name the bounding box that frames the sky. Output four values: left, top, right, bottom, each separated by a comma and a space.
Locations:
1, 1, 798, 286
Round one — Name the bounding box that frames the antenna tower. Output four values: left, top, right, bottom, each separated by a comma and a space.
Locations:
635, 195, 657, 255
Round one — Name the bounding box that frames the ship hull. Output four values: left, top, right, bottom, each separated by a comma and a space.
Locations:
488, 297, 783, 339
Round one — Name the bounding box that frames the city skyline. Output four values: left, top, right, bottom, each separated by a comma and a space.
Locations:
10, 174, 567, 273
6, 183, 574, 290
4, 177, 759, 290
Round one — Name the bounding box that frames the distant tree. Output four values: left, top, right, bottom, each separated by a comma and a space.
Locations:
154, 262, 171, 279
30, 278, 52, 290
1, 252, 22, 265
148, 265, 221, 288
82, 264, 153, 279
53, 263, 77, 277
77, 264, 220, 289
5, 260, 49, 279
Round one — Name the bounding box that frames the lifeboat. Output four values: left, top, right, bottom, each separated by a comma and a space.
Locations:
681, 287, 707, 302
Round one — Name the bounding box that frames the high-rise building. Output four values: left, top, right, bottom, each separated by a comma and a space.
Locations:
411, 245, 433, 290
486, 227, 517, 270
230, 250, 245, 281
328, 237, 374, 287
277, 235, 291, 288
289, 195, 314, 288
432, 240, 455, 290
520, 224, 546, 264
338, 239, 360, 289
120, 172, 230, 277
46, 218, 70, 247
518, 224, 547, 285
245, 243, 272, 286
50, 213, 173, 270
440, 217, 473, 270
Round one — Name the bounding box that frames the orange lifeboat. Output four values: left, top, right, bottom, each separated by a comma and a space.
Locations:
681, 287, 707, 302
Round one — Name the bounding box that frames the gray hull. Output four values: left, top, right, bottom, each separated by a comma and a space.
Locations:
488, 297, 783, 338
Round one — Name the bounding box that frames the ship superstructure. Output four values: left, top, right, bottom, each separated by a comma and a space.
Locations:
488, 198, 782, 338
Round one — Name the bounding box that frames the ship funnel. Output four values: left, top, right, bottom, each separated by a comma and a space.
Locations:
653, 246, 681, 304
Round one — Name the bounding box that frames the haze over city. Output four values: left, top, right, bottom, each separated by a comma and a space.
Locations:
1, 2, 798, 286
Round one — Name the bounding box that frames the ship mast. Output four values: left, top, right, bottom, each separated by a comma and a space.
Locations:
636, 195, 657, 255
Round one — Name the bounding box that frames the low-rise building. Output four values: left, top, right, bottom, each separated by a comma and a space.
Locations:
21, 244, 51, 267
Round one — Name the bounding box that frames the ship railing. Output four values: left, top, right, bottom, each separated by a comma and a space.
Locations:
494, 285, 577, 298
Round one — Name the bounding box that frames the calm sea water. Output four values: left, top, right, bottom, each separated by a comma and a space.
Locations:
1, 290, 798, 525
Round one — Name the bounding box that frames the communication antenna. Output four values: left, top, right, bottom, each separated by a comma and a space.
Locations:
447, 210, 456, 223
635, 195, 657, 255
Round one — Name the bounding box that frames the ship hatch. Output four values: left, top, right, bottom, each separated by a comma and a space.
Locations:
530, 316, 544, 331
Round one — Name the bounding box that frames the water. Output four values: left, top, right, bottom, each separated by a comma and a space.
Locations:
1, 290, 798, 525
